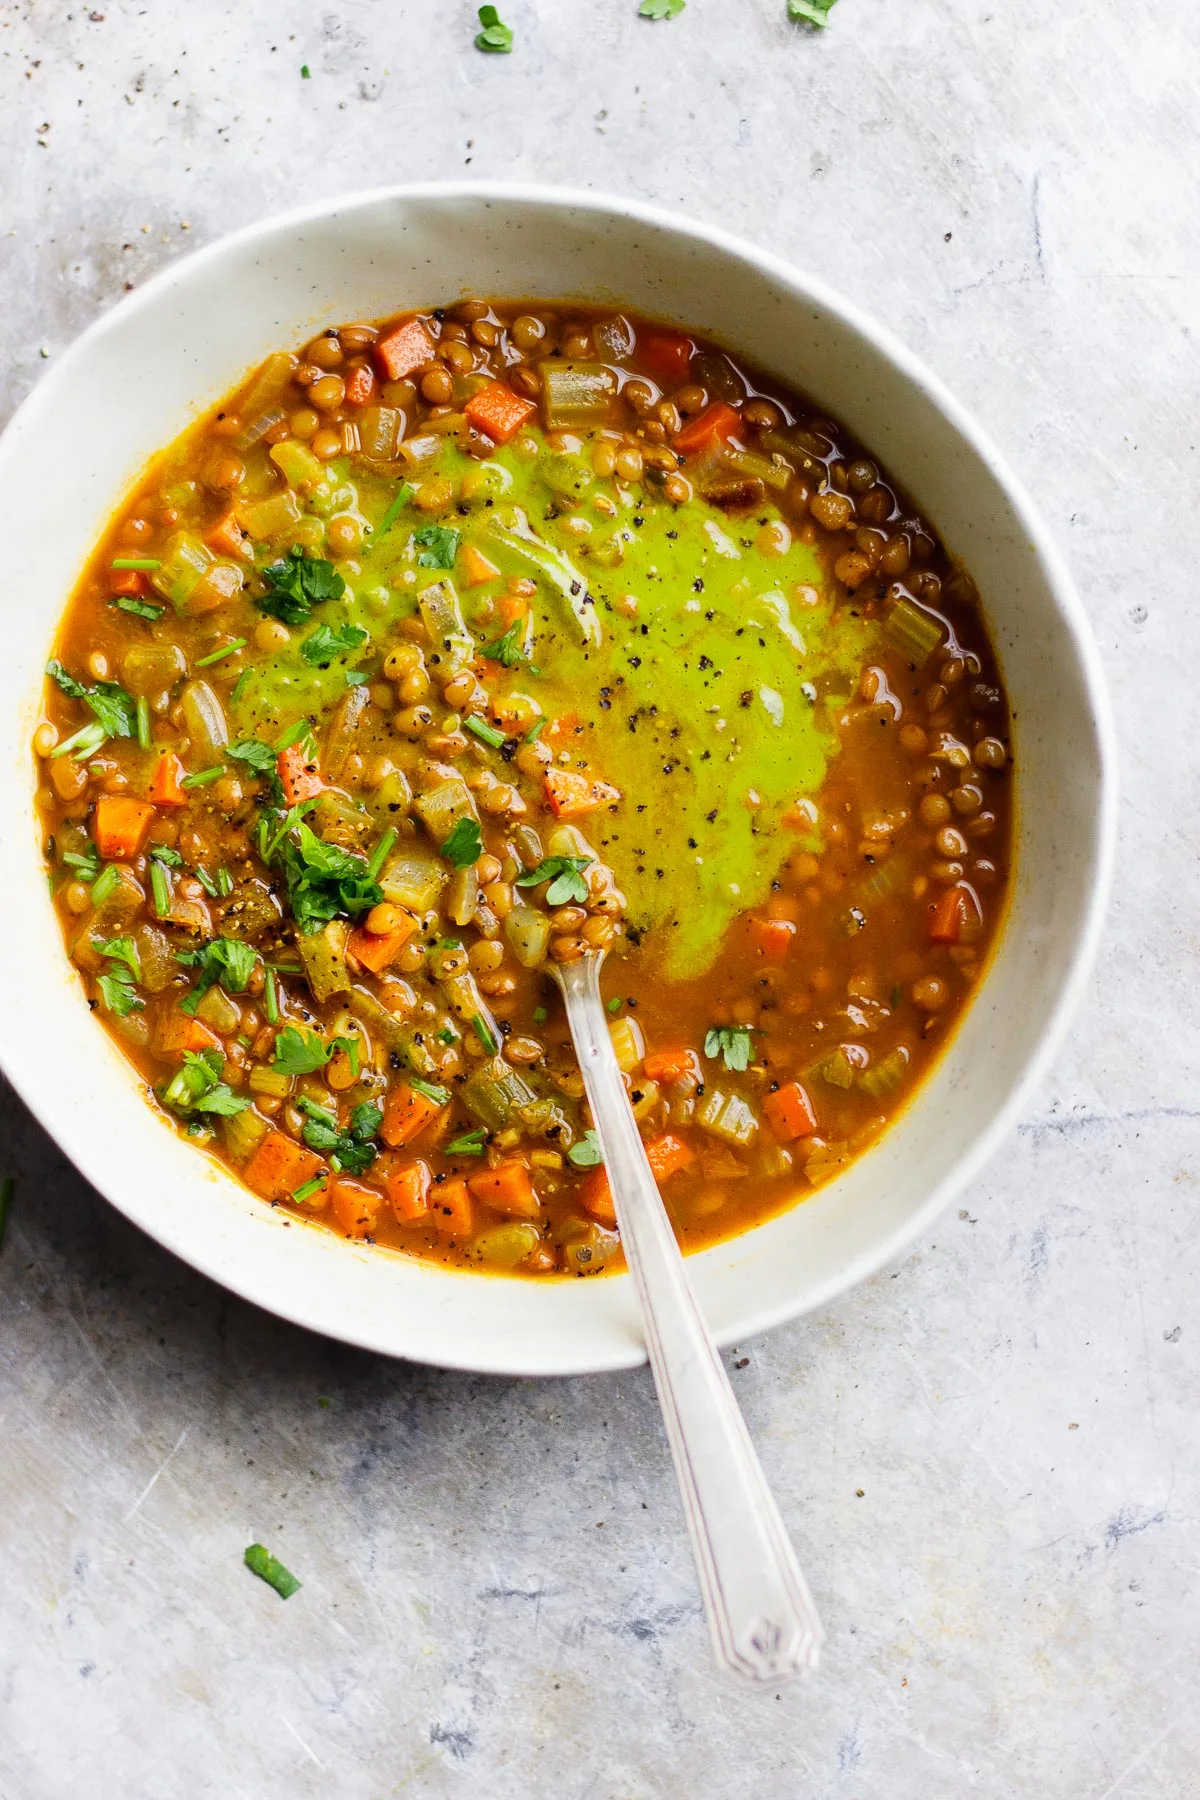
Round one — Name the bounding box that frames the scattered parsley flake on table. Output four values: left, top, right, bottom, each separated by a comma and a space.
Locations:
475, 5, 513, 52
788, 0, 838, 25
244, 1543, 302, 1599
639, 0, 686, 17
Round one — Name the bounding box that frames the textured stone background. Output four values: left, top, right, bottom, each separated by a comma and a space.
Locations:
1, 2, 1197, 1795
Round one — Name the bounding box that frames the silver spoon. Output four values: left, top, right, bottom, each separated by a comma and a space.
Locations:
552, 951, 824, 1682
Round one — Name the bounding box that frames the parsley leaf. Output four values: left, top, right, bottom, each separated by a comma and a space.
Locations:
440, 817, 483, 869
111, 596, 165, 621
277, 822, 384, 934
273, 1026, 334, 1076
227, 738, 276, 776
472, 1013, 498, 1055
410, 1077, 451, 1107
475, 3, 513, 52
480, 620, 532, 668
98, 936, 142, 981
297, 1093, 382, 1174
46, 660, 137, 740
412, 524, 460, 569
301, 622, 368, 666
446, 1127, 488, 1156
788, 0, 837, 23
640, 0, 686, 16
567, 1130, 604, 1168
515, 855, 592, 906
257, 548, 345, 626
162, 1048, 250, 1118
176, 937, 258, 1015
704, 1026, 756, 1073
97, 968, 143, 1017
349, 1100, 384, 1140
148, 843, 184, 868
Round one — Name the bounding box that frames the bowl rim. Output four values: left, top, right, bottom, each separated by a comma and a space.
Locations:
0, 181, 1117, 1373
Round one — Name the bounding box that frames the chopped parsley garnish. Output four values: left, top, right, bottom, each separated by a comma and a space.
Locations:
464, 715, 506, 750
301, 621, 368, 665
273, 718, 318, 757
640, 0, 685, 16
110, 557, 161, 571
257, 547, 345, 625
63, 842, 102, 882
446, 1127, 488, 1156
516, 855, 591, 906
272, 1025, 360, 1077
412, 524, 460, 569
788, 0, 837, 22
244, 1543, 301, 1599
111, 596, 165, 621
440, 817, 483, 868
96, 938, 143, 1017
524, 717, 547, 743
293, 1173, 327, 1204
472, 1013, 498, 1055
297, 1095, 381, 1174
567, 1130, 604, 1168
531, 1005, 548, 1024
276, 821, 384, 934
375, 483, 415, 537
136, 696, 151, 750
300, 63, 311, 79
181, 764, 226, 789
90, 864, 119, 908
704, 1026, 756, 1073
176, 936, 258, 1015
148, 842, 184, 867
410, 1077, 451, 1106
162, 1048, 250, 1118
227, 738, 284, 805
606, 995, 623, 1015
46, 660, 137, 744
475, 4, 513, 52
195, 638, 247, 667
481, 621, 531, 668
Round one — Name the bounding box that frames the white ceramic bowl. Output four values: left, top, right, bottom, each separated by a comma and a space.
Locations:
0, 186, 1115, 1375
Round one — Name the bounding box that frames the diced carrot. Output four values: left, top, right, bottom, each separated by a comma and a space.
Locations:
381, 1082, 446, 1148
343, 361, 376, 407
277, 742, 323, 805
544, 710, 581, 746
148, 752, 188, 808
94, 795, 155, 861
639, 330, 694, 388
109, 568, 146, 598
155, 1010, 222, 1057
496, 586, 531, 624
646, 1133, 695, 1183
580, 1132, 694, 1227
578, 1165, 617, 1229
347, 914, 418, 974
673, 401, 742, 458
750, 916, 797, 964
329, 1177, 383, 1238
763, 1081, 818, 1142
467, 1160, 540, 1219
430, 1176, 473, 1239
544, 768, 622, 817
460, 543, 501, 588
928, 881, 983, 944
205, 507, 251, 559
379, 1156, 433, 1225
464, 381, 537, 445
374, 315, 435, 382
245, 1131, 326, 1204
643, 1046, 699, 1086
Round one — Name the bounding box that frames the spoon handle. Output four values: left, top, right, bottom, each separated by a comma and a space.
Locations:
555, 955, 824, 1683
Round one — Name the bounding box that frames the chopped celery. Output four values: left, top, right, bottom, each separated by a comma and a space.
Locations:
179, 680, 229, 755
414, 776, 479, 845
249, 1065, 292, 1099
812, 1044, 864, 1089
541, 362, 615, 429
149, 532, 212, 608
223, 1106, 270, 1164
322, 684, 371, 784
196, 985, 240, 1035
297, 920, 351, 1002
346, 987, 437, 1076
379, 850, 446, 913
357, 405, 402, 460
859, 1045, 911, 1099
445, 866, 480, 928
884, 597, 944, 664
460, 1056, 540, 1131
696, 1088, 759, 1148
417, 579, 475, 675
473, 1222, 541, 1268
238, 489, 302, 542
269, 439, 325, 489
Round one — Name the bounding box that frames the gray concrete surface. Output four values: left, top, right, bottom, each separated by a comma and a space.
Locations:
2, 2, 1198, 1795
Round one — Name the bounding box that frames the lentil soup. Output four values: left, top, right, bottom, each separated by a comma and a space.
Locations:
37, 301, 1012, 1278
